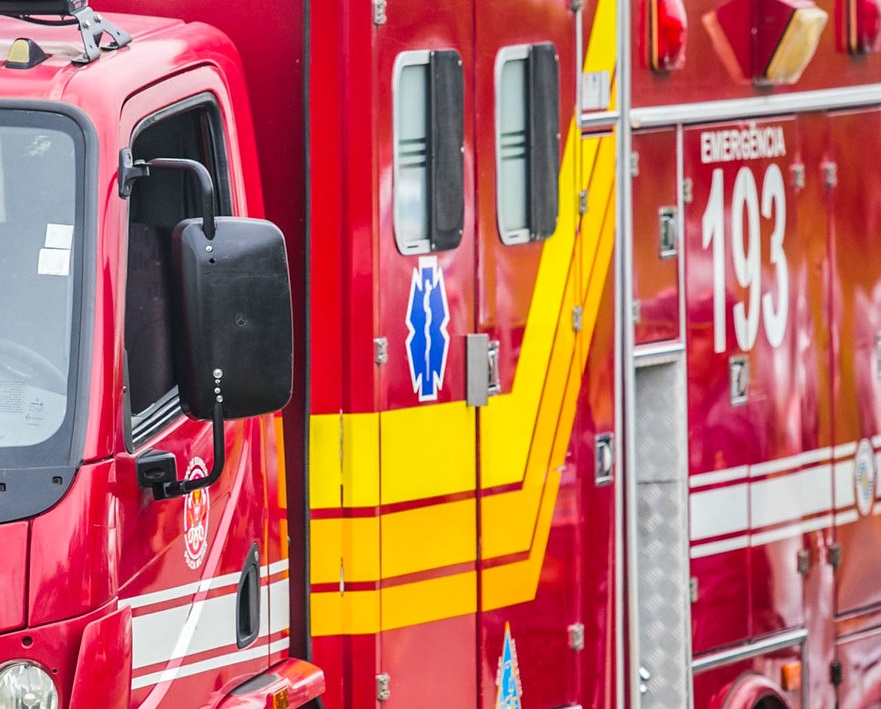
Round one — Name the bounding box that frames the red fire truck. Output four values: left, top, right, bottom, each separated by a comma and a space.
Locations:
1, 0, 881, 706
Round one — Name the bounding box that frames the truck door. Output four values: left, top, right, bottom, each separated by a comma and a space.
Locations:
115, 70, 272, 706
473, 2, 606, 708
373, 4, 479, 708
683, 117, 811, 656
827, 108, 881, 618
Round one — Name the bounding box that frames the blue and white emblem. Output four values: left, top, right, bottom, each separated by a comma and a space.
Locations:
495, 623, 523, 709
405, 256, 450, 402
855, 438, 876, 517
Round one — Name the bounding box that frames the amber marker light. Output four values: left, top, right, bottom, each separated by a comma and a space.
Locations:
704, 0, 827, 84
4, 38, 47, 69
781, 661, 803, 691
765, 2, 829, 83
647, 0, 688, 71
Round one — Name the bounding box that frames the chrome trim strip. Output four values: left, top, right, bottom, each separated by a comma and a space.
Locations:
581, 110, 620, 129
632, 85, 881, 128
634, 342, 685, 366
616, 0, 637, 702
692, 628, 808, 673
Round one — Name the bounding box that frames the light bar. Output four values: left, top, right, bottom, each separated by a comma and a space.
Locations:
0, 0, 87, 16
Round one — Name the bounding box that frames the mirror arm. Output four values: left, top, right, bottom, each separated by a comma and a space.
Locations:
117, 150, 216, 239
160, 402, 225, 498
145, 158, 217, 239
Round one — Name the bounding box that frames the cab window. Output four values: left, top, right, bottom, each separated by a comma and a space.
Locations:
124, 98, 230, 444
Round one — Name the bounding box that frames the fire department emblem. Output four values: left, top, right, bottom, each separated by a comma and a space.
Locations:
495, 623, 523, 709
405, 256, 450, 402
855, 438, 876, 517
183, 457, 210, 569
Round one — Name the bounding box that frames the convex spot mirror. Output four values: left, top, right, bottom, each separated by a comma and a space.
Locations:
172, 217, 293, 421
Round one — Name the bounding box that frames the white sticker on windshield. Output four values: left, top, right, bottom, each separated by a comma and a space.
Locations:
38, 248, 70, 276
45, 223, 73, 250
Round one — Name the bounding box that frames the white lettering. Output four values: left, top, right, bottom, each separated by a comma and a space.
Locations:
700, 125, 787, 164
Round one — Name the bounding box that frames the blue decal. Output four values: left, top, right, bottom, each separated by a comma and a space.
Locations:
495, 623, 523, 709
405, 256, 451, 401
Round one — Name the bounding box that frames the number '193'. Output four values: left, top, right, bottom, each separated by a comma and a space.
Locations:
701, 163, 789, 354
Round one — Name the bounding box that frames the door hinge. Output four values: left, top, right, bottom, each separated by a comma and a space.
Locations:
374, 337, 388, 366
376, 673, 391, 702
578, 190, 588, 216
797, 549, 810, 576
791, 163, 805, 190
828, 543, 842, 569
830, 660, 843, 686
568, 623, 585, 651
689, 577, 699, 603
630, 152, 640, 177
572, 305, 583, 332
682, 178, 694, 204
570, 0, 585, 10
824, 162, 838, 189
373, 0, 387, 25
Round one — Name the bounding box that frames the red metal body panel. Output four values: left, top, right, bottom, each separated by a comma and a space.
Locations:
836, 611, 881, 709
827, 109, 881, 616
632, 129, 680, 344
0, 521, 27, 633
69, 605, 132, 709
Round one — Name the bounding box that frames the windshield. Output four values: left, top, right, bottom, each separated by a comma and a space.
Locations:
0, 110, 84, 465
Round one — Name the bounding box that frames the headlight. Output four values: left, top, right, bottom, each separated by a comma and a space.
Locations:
0, 663, 58, 709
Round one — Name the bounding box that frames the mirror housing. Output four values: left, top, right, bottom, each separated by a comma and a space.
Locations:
172, 216, 293, 421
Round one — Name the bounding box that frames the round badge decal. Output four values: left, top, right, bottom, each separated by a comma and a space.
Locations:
183, 457, 210, 569
854, 438, 876, 517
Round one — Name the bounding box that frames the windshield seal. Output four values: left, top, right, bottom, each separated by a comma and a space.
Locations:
0, 102, 96, 524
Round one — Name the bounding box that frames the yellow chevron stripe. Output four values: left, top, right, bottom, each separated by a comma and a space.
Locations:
380, 402, 475, 504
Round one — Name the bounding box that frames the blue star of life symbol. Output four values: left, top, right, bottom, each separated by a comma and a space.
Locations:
495, 623, 523, 709
405, 256, 450, 402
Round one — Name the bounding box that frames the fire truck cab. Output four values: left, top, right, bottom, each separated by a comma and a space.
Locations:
0, 4, 322, 708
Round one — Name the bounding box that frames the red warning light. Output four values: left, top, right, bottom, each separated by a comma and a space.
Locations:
648, 0, 688, 71
840, 0, 881, 53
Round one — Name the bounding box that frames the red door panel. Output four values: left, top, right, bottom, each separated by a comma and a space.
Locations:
828, 109, 881, 617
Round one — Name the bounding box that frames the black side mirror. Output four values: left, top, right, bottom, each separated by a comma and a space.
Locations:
119, 151, 293, 499
172, 216, 293, 420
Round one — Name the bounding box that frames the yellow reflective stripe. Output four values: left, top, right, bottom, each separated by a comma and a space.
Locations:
310, 517, 381, 584
311, 589, 380, 636
586, 0, 617, 79
483, 469, 562, 611
380, 402, 475, 505
311, 571, 477, 636
342, 413, 380, 507
480, 118, 581, 492
309, 413, 342, 509
381, 572, 476, 631
381, 500, 476, 578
